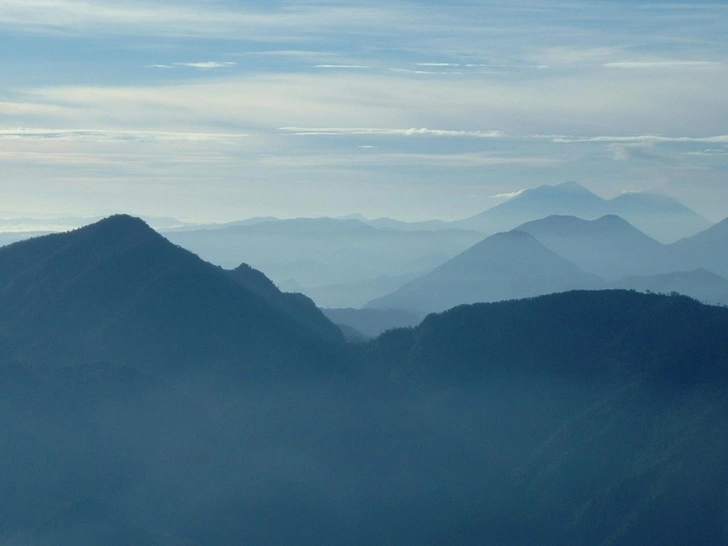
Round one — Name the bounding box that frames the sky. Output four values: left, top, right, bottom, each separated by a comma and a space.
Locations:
1, 0, 727, 224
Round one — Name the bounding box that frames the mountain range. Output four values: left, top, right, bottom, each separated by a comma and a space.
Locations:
366, 230, 603, 313
367, 212, 728, 314
0, 183, 715, 311
454, 181, 713, 242
162, 217, 483, 307
1, 216, 728, 545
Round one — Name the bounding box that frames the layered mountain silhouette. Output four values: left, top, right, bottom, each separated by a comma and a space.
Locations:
1, 216, 728, 545
671, 216, 728, 278
516, 214, 673, 280
0, 215, 343, 375
456, 182, 712, 242
163, 217, 482, 307
366, 230, 603, 313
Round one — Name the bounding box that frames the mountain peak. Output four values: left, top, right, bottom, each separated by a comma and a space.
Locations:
84, 214, 157, 237
555, 181, 592, 193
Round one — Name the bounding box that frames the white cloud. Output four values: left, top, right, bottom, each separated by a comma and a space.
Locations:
389, 68, 462, 75
254, 151, 559, 169
0, 0, 426, 41
604, 61, 723, 69
490, 189, 527, 199
415, 63, 461, 67
278, 127, 504, 138
546, 135, 728, 144
0, 128, 248, 143
687, 148, 728, 156
175, 62, 237, 69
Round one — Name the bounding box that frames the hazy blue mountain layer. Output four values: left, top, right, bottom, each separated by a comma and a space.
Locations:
1, 217, 727, 545
516, 214, 674, 280
366, 230, 604, 313
456, 182, 712, 242
322, 307, 423, 338
163, 217, 483, 286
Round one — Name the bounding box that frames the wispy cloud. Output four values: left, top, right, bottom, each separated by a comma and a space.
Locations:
0, 128, 248, 143
255, 151, 559, 169
278, 127, 503, 138
604, 61, 723, 69
389, 68, 462, 75
313, 65, 370, 69
0, 0, 425, 41
490, 189, 527, 199
174, 61, 237, 69
687, 148, 728, 156
546, 135, 728, 144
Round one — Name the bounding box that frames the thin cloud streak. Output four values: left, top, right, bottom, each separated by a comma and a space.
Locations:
604, 61, 723, 69
278, 127, 504, 138
174, 62, 237, 69
0, 128, 249, 143
0, 0, 430, 40
547, 134, 728, 144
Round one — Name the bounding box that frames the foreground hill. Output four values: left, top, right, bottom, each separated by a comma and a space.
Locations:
365, 291, 728, 543
0, 215, 343, 375
366, 230, 603, 313
1, 217, 727, 545
368, 290, 728, 383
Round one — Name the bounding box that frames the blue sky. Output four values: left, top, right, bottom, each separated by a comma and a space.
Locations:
2, 0, 727, 223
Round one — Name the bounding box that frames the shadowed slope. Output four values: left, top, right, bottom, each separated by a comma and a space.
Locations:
0, 215, 344, 375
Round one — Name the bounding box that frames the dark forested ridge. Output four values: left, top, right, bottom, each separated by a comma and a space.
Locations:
1, 216, 727, 545
0, 214, 344, 377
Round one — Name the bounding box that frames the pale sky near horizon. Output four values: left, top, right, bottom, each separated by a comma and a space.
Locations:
1, 0, 727, 223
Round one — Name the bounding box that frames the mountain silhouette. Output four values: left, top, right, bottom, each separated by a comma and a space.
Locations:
0, 215, 343, 375
517, 214, 673, 280
163, 217, 482, 296
671, 216, 728, 278
456, 182, 711, 242
0, 232, 726, 546
369, 289, 728, 382
609, 190, 713, 242
366, 229, 603, 313
457, 181, 605, 233
226, 262, 343, 343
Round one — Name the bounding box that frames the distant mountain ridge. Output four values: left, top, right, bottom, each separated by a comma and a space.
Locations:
366, 230, 603, 313
516, 214, 674, 280
456, 182, 712, 242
